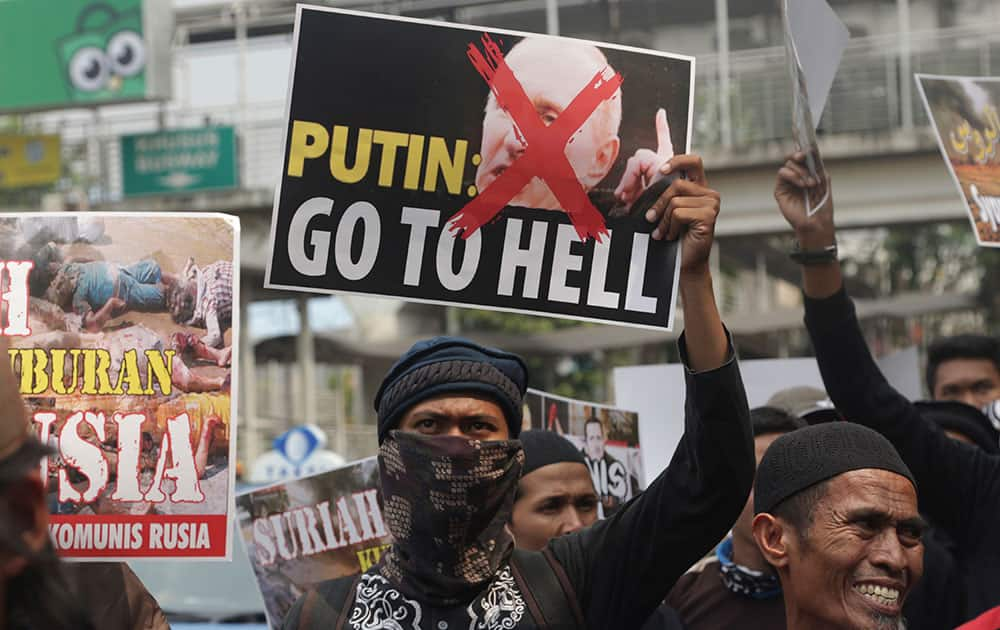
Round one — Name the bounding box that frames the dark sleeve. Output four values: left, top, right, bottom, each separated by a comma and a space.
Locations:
547, 329, 754, 630
64, 562, 169, 630
803, 287, 1000, 544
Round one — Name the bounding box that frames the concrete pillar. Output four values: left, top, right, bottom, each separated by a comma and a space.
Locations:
297, 297, 317, 427
545, 0, 559, 36
238, 282, 259, 467
715, 0, 733, 148
898, 0, 914, 131
755, 250, 768, 313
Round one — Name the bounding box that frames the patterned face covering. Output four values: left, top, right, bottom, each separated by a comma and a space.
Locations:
377, 431, 524, 607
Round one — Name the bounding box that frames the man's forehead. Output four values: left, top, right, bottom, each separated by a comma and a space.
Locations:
406, 393, 504, 414
936, 357, 1000, 382
504, 41, 610, 96
520, 462, 593, 494
824, 468, 918, 513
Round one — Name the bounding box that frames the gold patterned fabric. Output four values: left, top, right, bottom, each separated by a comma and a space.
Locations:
378, 431, 524, 607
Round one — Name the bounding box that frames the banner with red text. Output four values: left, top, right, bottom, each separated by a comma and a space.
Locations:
265, 6, 694, 329
0, 212, 239, 559
523, 388, 644, 518
236, 457, 389, 628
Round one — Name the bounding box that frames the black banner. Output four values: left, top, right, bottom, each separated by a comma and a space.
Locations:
266, 7, 694, 328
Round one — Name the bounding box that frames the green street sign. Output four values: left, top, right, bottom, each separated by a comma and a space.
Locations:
120, 127, 239, 197
0, 0, 172, 113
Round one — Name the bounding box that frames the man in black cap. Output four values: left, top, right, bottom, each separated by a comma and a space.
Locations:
513, 430, 684, 629
282, 154, 754, 629
752, 422, 925, 630
509, 430, 599, 552
775, 151, 1000, 622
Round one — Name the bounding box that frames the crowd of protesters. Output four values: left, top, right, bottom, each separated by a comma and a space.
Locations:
2, 148, 999, 630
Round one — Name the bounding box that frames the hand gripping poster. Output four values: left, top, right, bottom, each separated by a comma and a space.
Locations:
266, 6, 694, 329
523, 388, 644, 518
236, 458, 389, 628
0, 212, 238, 559
917, 74, 1000, 247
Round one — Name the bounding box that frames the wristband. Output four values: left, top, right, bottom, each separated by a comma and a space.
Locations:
789, 242, 838, 266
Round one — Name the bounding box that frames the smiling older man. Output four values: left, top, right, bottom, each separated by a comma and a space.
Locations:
752, 423, 925, 630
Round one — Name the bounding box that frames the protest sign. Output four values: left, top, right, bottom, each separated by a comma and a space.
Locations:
916, 74, 1000, 247
615, 353, 921, 486
266, 6, 694, 329
236, 457, 389, 628
0, 212, 238, 559
782, 0, 848, 215
523, 388, 643, 517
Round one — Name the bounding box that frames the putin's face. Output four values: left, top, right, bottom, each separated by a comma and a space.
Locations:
475, 39, 621, 211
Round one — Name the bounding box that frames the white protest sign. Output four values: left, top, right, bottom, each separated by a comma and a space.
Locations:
615, 352, 923, 487
782, 0, 849, 215
785, 0, 850, 129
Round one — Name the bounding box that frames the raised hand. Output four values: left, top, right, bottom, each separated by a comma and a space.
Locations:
775, 151, 835, 247
644, 154, 719, 274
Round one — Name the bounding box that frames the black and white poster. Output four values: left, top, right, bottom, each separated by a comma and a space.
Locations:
266, 6, 694, 329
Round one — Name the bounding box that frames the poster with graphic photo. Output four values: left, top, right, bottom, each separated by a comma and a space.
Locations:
0, 212, 238, 559
266, 6, 695, 329
236, 457, 389, 628
523, 388, 643, 518
917, 74, 1000, 247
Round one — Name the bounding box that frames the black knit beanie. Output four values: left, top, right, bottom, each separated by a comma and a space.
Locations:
915, 400, 999, 455
754, 422, 916, 515
519, 430, 588, 476
374, 336, 528, 443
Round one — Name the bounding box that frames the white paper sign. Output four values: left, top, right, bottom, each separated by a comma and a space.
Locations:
615, 352, 924, 487
785, 0, 850, 129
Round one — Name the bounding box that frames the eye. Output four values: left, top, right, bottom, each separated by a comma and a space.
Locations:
852, 517, 879, 537
470, 420, 497, 434
107, 30, 146, 77
940, 386, 959, 399
69, 47, 109, 91
538, 500, 561, 514
898, 524, 924, 545
577, 497, 598, 512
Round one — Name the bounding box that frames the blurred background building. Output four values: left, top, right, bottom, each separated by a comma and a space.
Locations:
2, 0, 999, 469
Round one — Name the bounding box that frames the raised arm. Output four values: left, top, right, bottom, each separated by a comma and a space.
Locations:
548, 155, 754, 628
775, 151, 1000, 544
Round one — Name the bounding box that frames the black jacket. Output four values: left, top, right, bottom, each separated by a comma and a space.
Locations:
283, 332, 753, 629
804, 288, 1000, 622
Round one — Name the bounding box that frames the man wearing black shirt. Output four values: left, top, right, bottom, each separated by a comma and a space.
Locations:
774, 151, 1000, 623
282, 155, 754, 630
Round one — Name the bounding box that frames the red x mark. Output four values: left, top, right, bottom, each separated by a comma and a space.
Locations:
449, 34, 623, 242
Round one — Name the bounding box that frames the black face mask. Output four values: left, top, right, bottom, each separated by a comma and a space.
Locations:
377, 431, 524, 606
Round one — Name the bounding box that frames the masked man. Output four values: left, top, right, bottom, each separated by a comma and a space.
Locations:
282, 155, 754, 630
